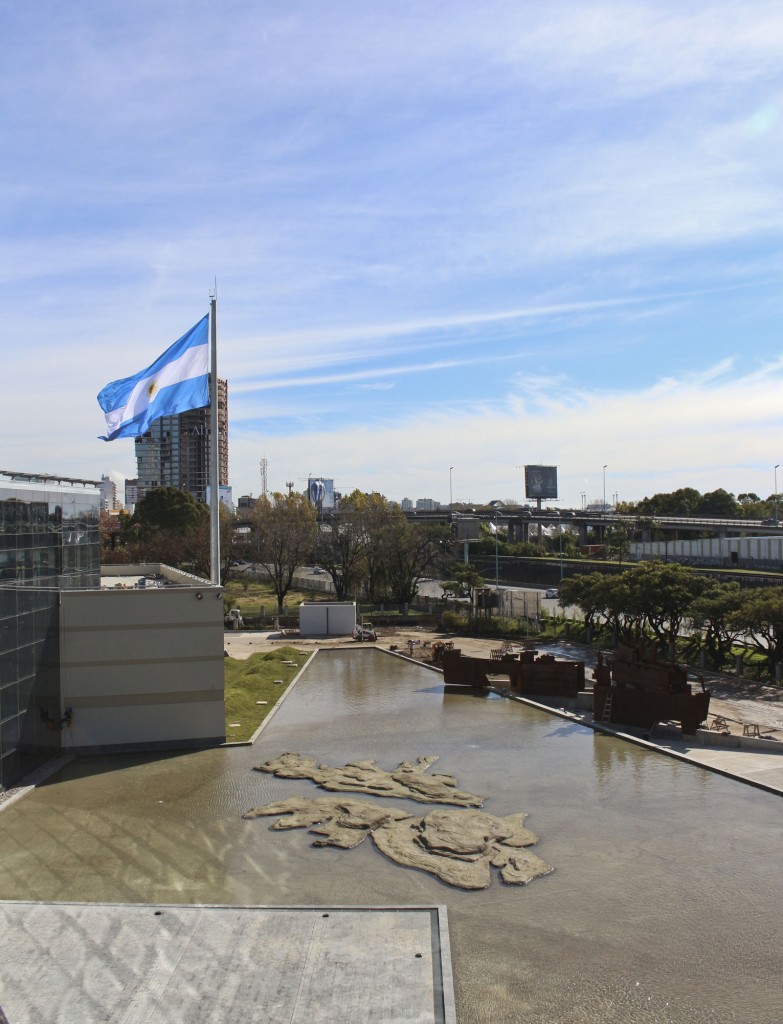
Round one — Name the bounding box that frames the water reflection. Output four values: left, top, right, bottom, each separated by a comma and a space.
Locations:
0, 649, 781, 1023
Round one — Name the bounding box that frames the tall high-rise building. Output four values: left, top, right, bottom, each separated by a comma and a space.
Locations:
99, 474, 117, 511
134, 379, 228, 504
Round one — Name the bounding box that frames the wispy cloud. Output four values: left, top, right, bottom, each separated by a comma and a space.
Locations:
3, 2, 783, 503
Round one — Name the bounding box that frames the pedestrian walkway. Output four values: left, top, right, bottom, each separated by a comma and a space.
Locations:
0, 902, 455, 1024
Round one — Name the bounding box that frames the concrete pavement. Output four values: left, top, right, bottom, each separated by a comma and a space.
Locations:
0, 902, 455, 1024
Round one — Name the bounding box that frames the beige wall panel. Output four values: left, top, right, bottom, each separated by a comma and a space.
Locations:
62, 701, 225, 749
58, 578, 225, 752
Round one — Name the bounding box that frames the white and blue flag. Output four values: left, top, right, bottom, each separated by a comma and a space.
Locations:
98, 315, 210, 441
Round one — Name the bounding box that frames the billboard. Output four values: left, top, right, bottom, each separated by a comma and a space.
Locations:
455, 517, 481, 541
524, 465, 558, 500
308, 477, 335, 510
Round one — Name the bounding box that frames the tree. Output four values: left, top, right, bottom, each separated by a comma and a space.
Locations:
250, 493, 318, 611
386, 522, 446, 603
355, 492, 397, 602
441, 563, 485, 603
315, 489, 374, 600
625, 561, 704, 649
187, 504, 238, 584
689, 581, 744, 668
695, 488, 738, 518
602, 521, 635, 565
729, 588, 783, 674
557, 573, 609, 633
632, 488, 702, 517
132, 487, 207, 538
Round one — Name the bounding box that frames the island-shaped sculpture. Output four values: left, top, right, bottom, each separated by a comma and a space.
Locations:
253, 752, 485, 807
243, 795, 553, 890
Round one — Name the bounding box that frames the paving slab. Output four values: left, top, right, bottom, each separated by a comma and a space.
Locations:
0, 902, 455, 1024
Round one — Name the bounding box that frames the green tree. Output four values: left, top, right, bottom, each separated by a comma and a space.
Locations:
695, 488, 738, 518
558, 573, 612, 633
625, 561, 703, 649
633, 488, 702, 517
441, 563, 485, 603
729, 588, 783, 674
132, 486, 207, 538
689, 581, 744, 668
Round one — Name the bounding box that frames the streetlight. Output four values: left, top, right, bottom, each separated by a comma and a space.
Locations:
775, 465, 780, 526
449, 466, 454, 508
580, 491, 586, 510
603, 465, 607, 511
494, 512, 499, 590
602, 465, 607, 544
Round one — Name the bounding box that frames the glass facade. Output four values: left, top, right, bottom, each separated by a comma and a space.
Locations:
0, 475, 100, 791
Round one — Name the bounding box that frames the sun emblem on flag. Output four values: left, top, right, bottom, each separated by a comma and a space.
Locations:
147, 380, 158, 398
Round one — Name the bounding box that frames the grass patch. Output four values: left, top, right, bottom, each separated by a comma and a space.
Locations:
224, 646, 310, 741
223, 577, 332, 619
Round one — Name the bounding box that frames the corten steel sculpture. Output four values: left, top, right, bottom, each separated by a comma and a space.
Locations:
592, 640, 710, 735
440, 647, 584, 699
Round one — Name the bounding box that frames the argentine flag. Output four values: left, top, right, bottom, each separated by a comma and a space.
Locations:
98, 315, 210, 441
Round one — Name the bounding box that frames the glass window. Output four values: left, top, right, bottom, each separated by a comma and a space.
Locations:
0, 683, 18, 721
1, 714, 19, 755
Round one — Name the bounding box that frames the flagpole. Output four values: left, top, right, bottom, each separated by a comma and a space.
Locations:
209, 294, 221, 585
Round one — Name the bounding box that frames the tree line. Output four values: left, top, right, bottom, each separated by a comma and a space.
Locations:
616, 486, 779, 521
558, 562, 783, 677
103, 486, 449, 611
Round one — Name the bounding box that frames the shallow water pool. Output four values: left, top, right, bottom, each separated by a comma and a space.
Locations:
1, 649, 781, 1023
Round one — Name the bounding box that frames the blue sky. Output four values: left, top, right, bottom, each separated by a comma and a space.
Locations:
4, 1, 783, 507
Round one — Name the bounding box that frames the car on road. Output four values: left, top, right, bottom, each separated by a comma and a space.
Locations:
311, 565, 326, 575
545, 588, 559, 599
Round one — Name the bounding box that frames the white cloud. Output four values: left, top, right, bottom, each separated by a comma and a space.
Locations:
226, 358, 783, 504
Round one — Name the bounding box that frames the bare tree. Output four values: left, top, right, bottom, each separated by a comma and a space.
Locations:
250, 493, 318, 612
316, 490, 368, 600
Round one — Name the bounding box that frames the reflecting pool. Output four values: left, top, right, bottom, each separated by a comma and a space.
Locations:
1, 649, 781, 1023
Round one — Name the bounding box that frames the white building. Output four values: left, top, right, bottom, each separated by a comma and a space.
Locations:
99, 474, 117, 511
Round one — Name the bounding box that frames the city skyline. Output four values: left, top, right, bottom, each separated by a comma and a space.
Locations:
3, 2, 783, 507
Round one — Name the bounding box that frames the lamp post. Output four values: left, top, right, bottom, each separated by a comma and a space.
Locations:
775, 465, 780, 526
603, 465, 607, 511
602, 465, 607, 543
559, 523, 564, 580
494, 513, 499, 590
580, 491, 586, 510
449, 466, 454, 508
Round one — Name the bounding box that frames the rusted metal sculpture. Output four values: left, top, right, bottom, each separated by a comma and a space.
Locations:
441, 647, 584, 698
592, 640, 710, 735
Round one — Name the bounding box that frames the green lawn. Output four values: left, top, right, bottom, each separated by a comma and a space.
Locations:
224, 646, 310, 741
223, 576, 331, 619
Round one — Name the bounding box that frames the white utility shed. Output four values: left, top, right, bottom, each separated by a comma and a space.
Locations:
299, 601, 357, 636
